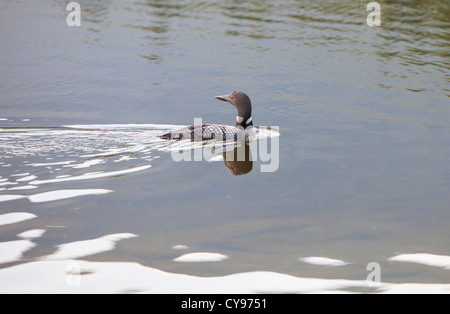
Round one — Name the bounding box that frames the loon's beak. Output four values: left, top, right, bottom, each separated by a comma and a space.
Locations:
215, 94, 231, 103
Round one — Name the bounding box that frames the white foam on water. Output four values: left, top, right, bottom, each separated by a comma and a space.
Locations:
380, 283, 450, 294
64, 124, 183, 130
0, 240, 36, 265
0, 190, 114, 203
208, 155, 224, 162
0, 211, 449, 294
66, 159, 105, 169
388, 253, 450, 270
299, 257, 350, 267
15, 175, 37, 182
0, 195, 27, 202
27, 161, 75, 167
173, 252, 229, 263
0, 212, 37, 227
17, 229, 46, 240
172, 245, 189, 250
0, 125, 175, 160
0, 259, 369, 293
30, 165, 152, 185
0, 182, 18, 187
28, 189, 113, 203
8, 185, 38, 191
41, 233, 138, 261
0, 258, 449, 294
114, 156, 136, 162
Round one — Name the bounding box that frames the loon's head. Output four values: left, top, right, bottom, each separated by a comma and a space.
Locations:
215, 91, 253, 129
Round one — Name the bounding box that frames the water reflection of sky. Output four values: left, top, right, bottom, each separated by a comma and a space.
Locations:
1, 211, 450, 293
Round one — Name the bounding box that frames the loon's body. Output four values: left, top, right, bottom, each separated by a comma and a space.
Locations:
159, 91, 255, 141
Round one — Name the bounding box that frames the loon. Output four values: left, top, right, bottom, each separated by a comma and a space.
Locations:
159, 91, 255, 140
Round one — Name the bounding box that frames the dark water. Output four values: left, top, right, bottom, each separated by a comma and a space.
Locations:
0, 0, 449, 293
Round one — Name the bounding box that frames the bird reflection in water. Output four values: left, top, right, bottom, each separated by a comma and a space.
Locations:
219, 141, 253, 176
167, 138, 256, 176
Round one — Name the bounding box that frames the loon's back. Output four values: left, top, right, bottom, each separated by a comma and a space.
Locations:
159, 123, 254, 140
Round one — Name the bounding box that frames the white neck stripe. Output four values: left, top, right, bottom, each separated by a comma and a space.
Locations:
237, 116, 252, 125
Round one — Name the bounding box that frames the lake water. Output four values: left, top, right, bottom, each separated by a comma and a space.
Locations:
0, 0, 449, 293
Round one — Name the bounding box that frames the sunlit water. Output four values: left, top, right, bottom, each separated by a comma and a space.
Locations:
0, 0, 449, 293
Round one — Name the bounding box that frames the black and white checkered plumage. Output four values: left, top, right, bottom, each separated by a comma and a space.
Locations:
159, 91, 254, 141
160, 124, 252, 140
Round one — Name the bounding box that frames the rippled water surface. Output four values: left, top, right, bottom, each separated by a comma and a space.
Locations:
1, 0, 449, 293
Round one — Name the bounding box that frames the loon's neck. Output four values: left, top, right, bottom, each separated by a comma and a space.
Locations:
236, 116, 253, 129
